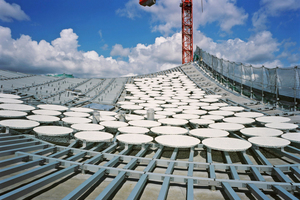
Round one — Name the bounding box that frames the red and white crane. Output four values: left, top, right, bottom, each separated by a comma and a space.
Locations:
139, 0, 193, 64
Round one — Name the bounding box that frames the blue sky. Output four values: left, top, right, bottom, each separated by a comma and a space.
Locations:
0, 0, 299, 78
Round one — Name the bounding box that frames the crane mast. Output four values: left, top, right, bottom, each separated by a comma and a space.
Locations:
139, 0, 193, 64
180, 0, 193, 64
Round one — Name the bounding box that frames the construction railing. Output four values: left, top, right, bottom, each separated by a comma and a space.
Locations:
194, 46, 300, 111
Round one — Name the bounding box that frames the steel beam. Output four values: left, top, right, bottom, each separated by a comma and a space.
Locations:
0, 161, 59, 189
221, 182, 241, 200
0, 159, 44, 177
95, 146, 149, 200
277, 148, 300, 163
272, 185, 298, 200
127, 146, 164, 200
0, 141, 38, 151
251, 147, 272, 166
187, 147, 194, 200
49, 149, 70, 158
272, 167, 292, 183
62, 169, 106, 200
223, 151, 240, 180
31, 146, 56, 155
90, 142, 105, 152
290, 166, 300, 180
247, 183, 269, 200
240, 151, 265, 182
63, 145, 132, 199
0, 135, 22, 141
101, 143, 117, 153
0, 155, 28, 167
84, 153, 103, 165
0, 138, 31, 145
157, 148, 178, 200
207, 148, 216, 179
0, 144, 48, 157
66, 152, 87, 161
0, 165, 78, 200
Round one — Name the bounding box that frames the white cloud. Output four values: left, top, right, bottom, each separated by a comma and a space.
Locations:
194, 30, 280, 65
101, 44, 108, 50
252, 0, 300, 31
195, 0, 248, 33
110, 44, 131, 57
116, 0, 140, 19
0, 0, 30, 22
261, 0, 300, 16
98, 30, 103, 38
278, 40, 300, 65
252, 59, 283, 69
122, 73, 138, 77
51, 29, 79, 54
117, 0, 248, 35
0, 26, 293, 79
0, 26, 181, 78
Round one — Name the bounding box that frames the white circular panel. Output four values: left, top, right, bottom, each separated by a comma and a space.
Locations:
62, 117, 91, 124
240, 127, 283, 137
26, 115, 60, 123
71, 123, 105, 131
209, 123, 244, 131
33, 109, 61, 116
0, 110, 27, 118
190, 128, 229, 139
281, 133, 300, 143
128, 120, 161, 128
118, 126, 149, 134
117, 134, 153, 145
248, 137, 290, 148
0, 119, 39, 129
75, 131, 113, 142
203, 138, 251, 152
151, 126, 188, 135
158, 118, 188, 126
0, 104, 35, 112
34, 126, 73, 136
265, 123, 298, 131
37, 104, 68, 111
155, 135, 200, 148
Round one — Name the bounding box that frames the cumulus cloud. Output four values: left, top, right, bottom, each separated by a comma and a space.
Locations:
260, 0, 300, 16
117, 0, 248, 35
0, 26, 181, 78
0, 0, 30, 22
252, 0, 300, 31
252, 59, 283, 69
116, 0, 141, 19
194, 30, 280, 65
110, 44, 131, 57
0, 26, 294, 79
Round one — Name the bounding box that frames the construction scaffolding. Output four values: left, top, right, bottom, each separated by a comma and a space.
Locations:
194, 46, 300, 111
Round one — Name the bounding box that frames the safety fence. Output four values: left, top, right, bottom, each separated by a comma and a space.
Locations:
194, 46, 300, 111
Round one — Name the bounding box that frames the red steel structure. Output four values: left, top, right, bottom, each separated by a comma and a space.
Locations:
180, 0, 193, 64
139, 0, 193, 64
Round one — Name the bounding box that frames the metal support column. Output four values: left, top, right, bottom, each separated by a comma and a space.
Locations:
157, 148, 179, 200
221, 182, 241, 200
62, 146, 132, 200
272, 185, 298, 200
95, 145, 149, 200
127, 146, 164, 200
247, 183, 269, 200
223, 151, 239, 180
0, 165, 78, 200
187, 147, 194, 200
